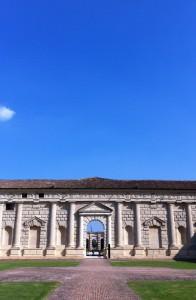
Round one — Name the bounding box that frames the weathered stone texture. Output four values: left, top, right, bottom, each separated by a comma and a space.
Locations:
2, 208, 16, 228
140, 203, 168, 248
21, 203, 49, 248
0, 189, 195, 258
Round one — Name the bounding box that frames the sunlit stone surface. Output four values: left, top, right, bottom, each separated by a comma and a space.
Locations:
0, 177, 196, 258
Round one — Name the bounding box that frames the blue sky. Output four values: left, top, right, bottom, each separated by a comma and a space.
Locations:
0, 0, 195, 180
87, 220, 104, 233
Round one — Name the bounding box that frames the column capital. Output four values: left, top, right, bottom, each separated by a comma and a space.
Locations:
15, 201, 24, 205
51, 201, 56, 206
167, 202, 175, 205
117, 202, 123, 207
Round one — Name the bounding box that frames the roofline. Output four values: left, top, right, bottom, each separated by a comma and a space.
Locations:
1, 188, 196, 193
1, 178, 196, 192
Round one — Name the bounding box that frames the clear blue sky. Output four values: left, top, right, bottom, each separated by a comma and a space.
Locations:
87, 220, 104, 233
0, 0, 195, 180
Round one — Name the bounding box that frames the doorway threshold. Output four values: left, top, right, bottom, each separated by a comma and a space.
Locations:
85, 256, 105, 259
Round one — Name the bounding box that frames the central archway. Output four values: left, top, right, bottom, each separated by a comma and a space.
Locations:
86, 219, 105, 256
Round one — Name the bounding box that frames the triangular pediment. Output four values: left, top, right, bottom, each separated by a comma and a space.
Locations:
143, 216, 165, 227
79, 202, 112, 214
24, 216, 46, 227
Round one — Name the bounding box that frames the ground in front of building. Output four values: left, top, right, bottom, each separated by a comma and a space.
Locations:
0, 258, 196, 299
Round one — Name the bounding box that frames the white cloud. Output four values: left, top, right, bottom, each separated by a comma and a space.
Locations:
0, 106, 15, 121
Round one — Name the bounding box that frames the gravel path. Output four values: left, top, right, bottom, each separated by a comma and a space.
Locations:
1, 259, 196, 299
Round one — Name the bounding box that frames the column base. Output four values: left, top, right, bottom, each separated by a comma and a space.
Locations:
0, 249, 4, 256
122, 246, 135, 257
146, 248, 166, 257
65, 247, 84, 258
168, 246, 179, 257
45, 247, 56, 256
23, 248, 43, 256
133, 246, 145, 257
10, 247, 21, 256
110, 247, 125, 259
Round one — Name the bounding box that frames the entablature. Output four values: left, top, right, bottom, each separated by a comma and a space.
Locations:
1, 191, 196, 203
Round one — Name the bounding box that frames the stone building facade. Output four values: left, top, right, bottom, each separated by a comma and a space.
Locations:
0, 178, 196, 259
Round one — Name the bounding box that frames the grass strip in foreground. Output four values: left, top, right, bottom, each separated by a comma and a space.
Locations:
111, 259, 196, 269
0, 259, 79, 271
128, 280, 196, 300
0, 282, 59, 300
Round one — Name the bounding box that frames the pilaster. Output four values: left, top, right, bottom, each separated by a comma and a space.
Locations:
10, 202, 23, 256
0, 203, 4, 254
46, 202, 57, 256
68, 202, 75, 248
134, 202, 144, 256
186, 203, 194, 243
107, 215, 112, 246
78, 215, 84, 249
116, 202, 123, 247
168, 203, 178, 256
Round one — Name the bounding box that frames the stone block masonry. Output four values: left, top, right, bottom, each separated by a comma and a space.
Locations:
0, 178, 196, 258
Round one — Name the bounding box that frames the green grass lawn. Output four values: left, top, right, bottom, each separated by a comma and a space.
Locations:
0, 260, 79, 271
0, 282, 58, 300
111, 260, 196, 269
128, 280, 196, 300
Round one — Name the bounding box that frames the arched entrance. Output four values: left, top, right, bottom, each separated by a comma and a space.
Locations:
86, 220, 105, 256
78, 202, 113, 257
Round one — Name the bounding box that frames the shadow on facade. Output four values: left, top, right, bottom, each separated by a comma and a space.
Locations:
174, 233, 196, 261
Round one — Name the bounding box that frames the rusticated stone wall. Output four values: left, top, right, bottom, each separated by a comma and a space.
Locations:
0, 191, 195, 258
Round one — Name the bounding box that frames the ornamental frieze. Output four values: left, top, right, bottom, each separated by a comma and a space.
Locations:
1, 193, 196, 202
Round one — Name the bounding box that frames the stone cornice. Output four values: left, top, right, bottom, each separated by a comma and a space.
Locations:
1, 192, 196, 203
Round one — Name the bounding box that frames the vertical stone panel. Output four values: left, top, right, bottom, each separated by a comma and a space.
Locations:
21, 202, 50, 248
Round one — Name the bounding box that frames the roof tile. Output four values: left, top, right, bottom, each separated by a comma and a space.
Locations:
0, 177, 196, 190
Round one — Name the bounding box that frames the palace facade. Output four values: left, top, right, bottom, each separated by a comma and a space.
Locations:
0, 178, 196, 259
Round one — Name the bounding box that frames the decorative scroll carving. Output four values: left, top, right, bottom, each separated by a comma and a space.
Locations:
143, 217, 166, 228
24, 216, 46, 228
